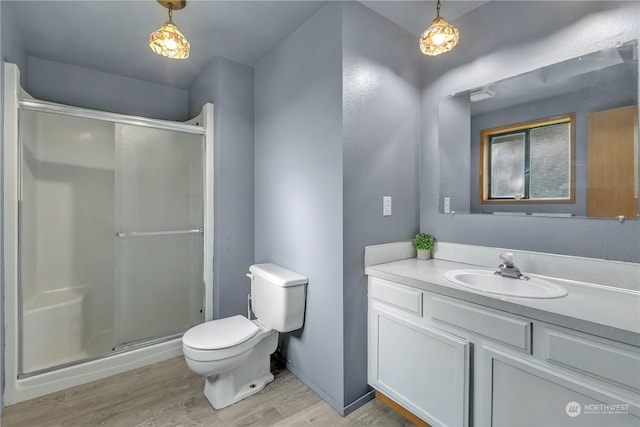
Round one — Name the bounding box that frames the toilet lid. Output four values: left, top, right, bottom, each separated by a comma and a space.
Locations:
182, 315, 259, 350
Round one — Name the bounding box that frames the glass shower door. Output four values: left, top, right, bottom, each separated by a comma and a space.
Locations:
19, 109, 117, 374
114, 124, 204, 348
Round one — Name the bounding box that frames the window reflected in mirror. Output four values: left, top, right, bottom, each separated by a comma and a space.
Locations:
480, 115, 574, 203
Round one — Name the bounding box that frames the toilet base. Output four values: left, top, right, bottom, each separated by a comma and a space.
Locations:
203, 330, 278, 409
204, 371, 274, 410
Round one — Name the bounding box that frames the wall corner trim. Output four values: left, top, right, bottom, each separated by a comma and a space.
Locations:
342, 389, 376, 416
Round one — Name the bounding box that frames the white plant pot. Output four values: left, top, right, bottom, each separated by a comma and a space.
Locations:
417, 249, 431, 260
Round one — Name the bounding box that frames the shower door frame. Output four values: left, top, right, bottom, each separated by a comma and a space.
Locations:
2, 63, 214, 404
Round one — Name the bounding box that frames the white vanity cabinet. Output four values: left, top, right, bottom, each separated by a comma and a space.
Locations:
368, 277, 470, 427
478, 345, 640, 427
367, 276, 640, 427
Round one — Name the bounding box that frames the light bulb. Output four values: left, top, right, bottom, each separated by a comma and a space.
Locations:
431, 33, 446, 46
149, 20, 190, 59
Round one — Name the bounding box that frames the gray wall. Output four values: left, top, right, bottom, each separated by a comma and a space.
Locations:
255, 2, 345, 411
341, 1, 420, 407
189, 57, 255, 320
255, 1, 420, 413
27, 57, 189, 121
438, 94, 471, 214
421, 1, 640, 263
1, 5, 27, 88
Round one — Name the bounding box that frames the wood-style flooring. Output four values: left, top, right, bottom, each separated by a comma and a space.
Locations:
1, 357, 415, 426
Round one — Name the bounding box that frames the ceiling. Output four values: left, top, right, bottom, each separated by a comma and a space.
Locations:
360, 1, 487, 35
2, 1, 487, 90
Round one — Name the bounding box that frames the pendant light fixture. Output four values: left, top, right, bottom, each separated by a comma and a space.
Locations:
419, 0, 459, 56
149, 0, 190, 60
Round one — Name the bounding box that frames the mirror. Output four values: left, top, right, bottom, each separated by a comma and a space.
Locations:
439, 40, 639, 219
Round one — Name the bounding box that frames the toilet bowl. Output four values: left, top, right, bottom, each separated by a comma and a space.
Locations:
183, 263, 308, 410
182, 315, 278, 409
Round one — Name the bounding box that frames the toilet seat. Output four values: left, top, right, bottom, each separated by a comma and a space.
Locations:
183, 316, 275, 363
183, 315, 259, 350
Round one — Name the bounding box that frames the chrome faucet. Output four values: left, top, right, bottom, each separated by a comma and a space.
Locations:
495, 252, 529, 280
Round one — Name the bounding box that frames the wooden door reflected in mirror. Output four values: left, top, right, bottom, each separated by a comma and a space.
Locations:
587, 105, 639, 218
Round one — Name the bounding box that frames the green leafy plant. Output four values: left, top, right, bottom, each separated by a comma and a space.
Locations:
413, 233, 435, 251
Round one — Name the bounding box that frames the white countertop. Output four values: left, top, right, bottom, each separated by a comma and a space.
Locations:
366, 258, 640, 347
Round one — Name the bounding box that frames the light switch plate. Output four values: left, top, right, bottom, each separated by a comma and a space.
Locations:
383, 196, 392, 216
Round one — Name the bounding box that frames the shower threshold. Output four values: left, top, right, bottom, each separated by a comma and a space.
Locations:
112, 333, 184, 352
18, 332, 185, 380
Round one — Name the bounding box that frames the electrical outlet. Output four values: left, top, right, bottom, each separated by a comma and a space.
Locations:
383, 196, 392, 216
444, 197, 451, 214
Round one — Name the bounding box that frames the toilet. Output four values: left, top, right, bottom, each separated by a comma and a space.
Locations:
182, 263, 308, 409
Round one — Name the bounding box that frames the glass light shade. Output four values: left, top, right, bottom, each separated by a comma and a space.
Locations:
419, 16, 459, 56
149, 20, 190, 59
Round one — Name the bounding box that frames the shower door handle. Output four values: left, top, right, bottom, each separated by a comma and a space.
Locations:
116, 228, 203, 238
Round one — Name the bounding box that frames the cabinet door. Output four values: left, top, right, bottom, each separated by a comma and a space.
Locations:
478, 345, 640, 427
369, 303, 469, 427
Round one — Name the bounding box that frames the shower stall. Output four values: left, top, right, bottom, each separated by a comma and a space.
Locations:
3, 63, 214, 403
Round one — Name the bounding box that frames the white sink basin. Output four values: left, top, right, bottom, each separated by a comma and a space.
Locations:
444, 269, 568, 299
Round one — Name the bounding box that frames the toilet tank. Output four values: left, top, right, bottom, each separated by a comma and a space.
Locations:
249, 263, 308, 332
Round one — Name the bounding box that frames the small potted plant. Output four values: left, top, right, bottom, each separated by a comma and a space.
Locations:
413, 233, 435, 260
